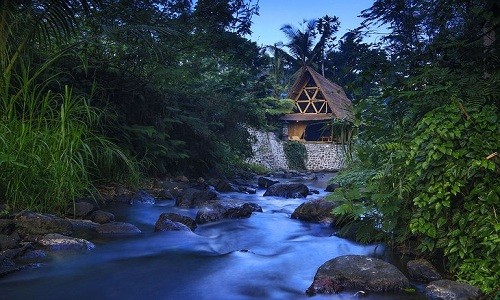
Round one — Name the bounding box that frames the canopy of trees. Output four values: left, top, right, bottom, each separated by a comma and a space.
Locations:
0, 0, 498, 295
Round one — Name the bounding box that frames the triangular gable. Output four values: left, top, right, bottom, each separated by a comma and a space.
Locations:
287, 66, 353, 121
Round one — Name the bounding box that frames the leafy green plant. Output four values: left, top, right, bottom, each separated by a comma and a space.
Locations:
244, 162, 269, 175
283, 141, 308, 170
0, 78, 139, 213
406, 102, 499, 293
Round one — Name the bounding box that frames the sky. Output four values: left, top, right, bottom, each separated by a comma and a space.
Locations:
247, 0, 376, 46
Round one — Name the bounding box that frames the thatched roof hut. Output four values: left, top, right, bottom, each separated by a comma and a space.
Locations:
282, 66, 353, 142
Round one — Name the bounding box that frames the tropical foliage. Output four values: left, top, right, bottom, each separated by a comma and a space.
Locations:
0, 0, 267, 213
1, 0, 498, 295
327, 0, 499, 294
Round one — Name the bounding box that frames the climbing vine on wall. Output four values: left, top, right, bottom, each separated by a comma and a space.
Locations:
284, 141, 308, 170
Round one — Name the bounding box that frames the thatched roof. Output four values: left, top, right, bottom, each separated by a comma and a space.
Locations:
284, 66, 353, 121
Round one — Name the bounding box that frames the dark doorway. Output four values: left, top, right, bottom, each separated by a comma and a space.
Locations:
304, 122, 332, 142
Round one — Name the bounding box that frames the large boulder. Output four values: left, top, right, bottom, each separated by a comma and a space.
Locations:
407, 259, 442, 282
129, 190, 156, 205
263, 183, 309, 198
175, 188, 218, 208
14, 212, 73, 237
425, 280, 482, 300
155, 213, 197, 231
291, 199, 337, 224
257, 177, 279, 188
38, 234, 95, 251
306, 255, 409, 295
96, 222, 141, 234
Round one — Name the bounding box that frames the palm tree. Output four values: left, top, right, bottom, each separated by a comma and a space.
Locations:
279, 16, 339, 74
1, 1, 98, 75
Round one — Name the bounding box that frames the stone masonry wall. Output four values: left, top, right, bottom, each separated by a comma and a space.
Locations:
247, 128, 288, 170
247, 128, 345, 171
303, 143, 345, 171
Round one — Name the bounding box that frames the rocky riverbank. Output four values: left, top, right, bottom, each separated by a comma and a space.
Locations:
0, 171, 483, 299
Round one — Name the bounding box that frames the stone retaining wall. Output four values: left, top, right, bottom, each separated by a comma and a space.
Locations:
247, 128, 345, 171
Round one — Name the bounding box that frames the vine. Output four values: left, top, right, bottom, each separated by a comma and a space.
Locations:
283, 141, 308, 170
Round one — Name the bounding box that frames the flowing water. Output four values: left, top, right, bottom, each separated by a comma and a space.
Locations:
0, 174, 426, 299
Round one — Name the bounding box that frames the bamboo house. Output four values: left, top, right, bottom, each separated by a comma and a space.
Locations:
281, 66, 353, 143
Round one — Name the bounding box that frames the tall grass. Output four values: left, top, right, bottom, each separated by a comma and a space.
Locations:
0, 58, 139, 214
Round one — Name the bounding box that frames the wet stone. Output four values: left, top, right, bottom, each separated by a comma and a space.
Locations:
96, 222, 141, 234
38, 234, 95, 251
155, 213, 197, 231
263, 182, 309, 198
307, 255, 409, 295
425, 279, 482, 300
89, 210, 115, 224
407, 259, 442, 282
0, 234, 19, 250
129, 190, 156, 205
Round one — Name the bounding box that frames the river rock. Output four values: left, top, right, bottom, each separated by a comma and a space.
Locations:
14, 211, 73, 237
89, 210, 115, 224
258, 177, 279, 188
129, 190, 156, 205
175, 188, 218, 208
215, 180, 240, 193
309, 189, 320, 195
154, 219, 191, 232
425, 279, 482, 300
247, 202, 263, 212
306, 255, 409, 295
68, 219, 98, 237
407, 259, 442, 282
96, 222, 141, 234
224, 203, 255, 219
239, 186, 257, 194
155, 213, 197, 231
0, 219, 15, 235
291, 199, 338, 224
263, 183, 309, 198
0, 234, 19, 250
17, 249, 47, 262
175, 175, 189, 183
325, 183, 340, 192
102, 185, 134, 203
195, 203, 261, 224
38, 234, 95, 251
195, 205, 226, 224
0, 255, 18, 277
67, 201, 95, 218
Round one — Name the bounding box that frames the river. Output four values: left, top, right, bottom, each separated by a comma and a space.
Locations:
0, 173, 426, 299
